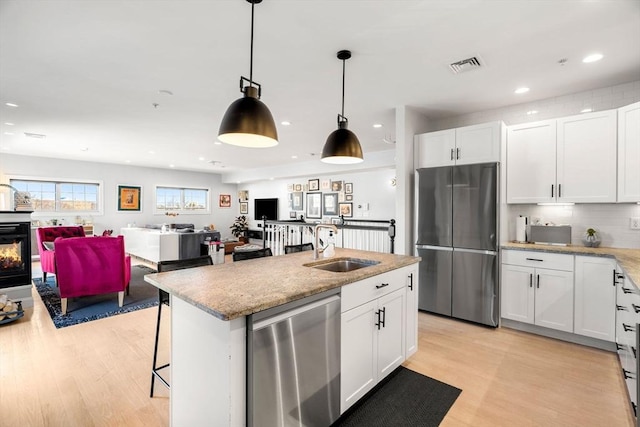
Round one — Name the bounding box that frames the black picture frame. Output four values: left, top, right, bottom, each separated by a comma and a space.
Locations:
306, 192, 322, 219
322, 192, 339, 216
345, 182, 353, 194
292, 192, 304, 210
240, 202, 248, 214
117, 185, 141, 211
308, 178, 320, 191
339, 202, 353, 217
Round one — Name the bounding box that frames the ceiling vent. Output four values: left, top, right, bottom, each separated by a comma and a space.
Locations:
24, 132, 46, 139
449, 56, 482, 74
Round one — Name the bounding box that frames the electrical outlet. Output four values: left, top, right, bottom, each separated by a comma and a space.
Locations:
631, 217, 640, 230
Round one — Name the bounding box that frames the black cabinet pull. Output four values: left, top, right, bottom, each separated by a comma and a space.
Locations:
623, 369, 635, 380
375, 310, 382, 330
529, 273, 533, 288
632, 346, 637, 358
623, 287, 636, 294
617, 343, 625, 351
558, 183, 562, 198
617, 304, 629, 311
633, 304, 640, 314
450, 148, 454, 161
536, 274, 540, 289
408, 273, 413, 291
376, 283, 390, 289
623, 323, 636, 332
380, 307, 386, 328
633, 402, 637, 418
456, 148, 460, 160
612, 269, 617, 287
525, 257, 544, 262
551, 184, 554, 198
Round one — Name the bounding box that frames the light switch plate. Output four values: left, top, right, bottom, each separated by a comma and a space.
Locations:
631, 217, 640, 230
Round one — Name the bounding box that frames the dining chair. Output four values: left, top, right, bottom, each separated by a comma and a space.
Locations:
150, 254, 213, 397
232, 247, 273, 262
284, 243, 314, 254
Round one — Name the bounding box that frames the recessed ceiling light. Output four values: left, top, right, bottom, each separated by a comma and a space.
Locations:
24, 132, 46, 139
169, 164, 175, 168
4, 122, 14, 126
581, 108, 593, 113
125, 160, 132, 163
514, 87, 530, 94
281, 121, 291, 126
373, 123, 383, 128
4, 132, 14, 135
582, 53, 603, 63
80, 147, 88, 151
526, 110, 538, 115
148, 150, 155, 155
269, 177, 275, 181
198, 156, 205, 161
5, 103, 18, 107
0, 146, 10, 151
214, 141, 222, 145
291, 155, 298, 159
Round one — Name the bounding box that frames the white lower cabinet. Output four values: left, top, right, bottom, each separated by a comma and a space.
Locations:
340, 267, 412, 414
615, 267, 639, 418
501, 250, 574, 333
405, 265, 419, 358
574, 255, 616, 341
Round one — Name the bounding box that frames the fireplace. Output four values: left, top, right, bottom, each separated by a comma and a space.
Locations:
0, 221, 31, 289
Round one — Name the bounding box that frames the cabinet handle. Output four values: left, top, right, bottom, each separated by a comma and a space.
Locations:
632, 346, 637, 359
536, 274, 540, 289
617, 304, 629, 311
618, 273, 625, 280
450, 148, 454, 161
623, 323, 636, 332
375, 309, 382, 330
456, 148, 460, 160
623, 287, 636, 294
380, 307, 386, 328
551, 184, 554, 198
623, 369, 635, 380
633, 304, 640, 314
408, 273, 413, 291
617, 343, 625, 351
526, 258, 543, 262
558, 183, 562, 198
529, 273, 533, 288
633, 402, 637, 418
376, 283, 390, 289
613, 269, 617, 287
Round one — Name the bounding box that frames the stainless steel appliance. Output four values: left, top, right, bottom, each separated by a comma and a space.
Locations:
247, 289, 341, 427
527, 224, 571, 245
415, 163, 499, 327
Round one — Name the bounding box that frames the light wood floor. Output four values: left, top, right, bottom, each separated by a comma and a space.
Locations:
0, 263, 634, 426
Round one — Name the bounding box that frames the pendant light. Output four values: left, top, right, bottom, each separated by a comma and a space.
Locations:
218, 0, 278, 148
321, 50, 363, 164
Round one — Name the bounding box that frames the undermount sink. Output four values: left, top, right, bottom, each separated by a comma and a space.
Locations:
305, 258, 380, 273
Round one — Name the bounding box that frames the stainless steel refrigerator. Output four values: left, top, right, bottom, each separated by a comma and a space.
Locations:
415, 163, 499, 327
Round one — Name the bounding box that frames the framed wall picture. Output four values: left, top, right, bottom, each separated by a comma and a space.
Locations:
321, 179, 331, 191
294, 183, 302, 192
240, 202, 248, 214
219, 194, 231, 208
292, 192, 304, 210
306, 192, 322, 219
322, 192, 339, 216
287, 183, 294, 192
117, 185, 141, 211
339, 202, 353, 217
238, 190, 249, 202
345, 194, 353, 201
308, 178, 320, 191
331, 180, 343, 192
345, 182, 353, 194
289, 211, 297, 219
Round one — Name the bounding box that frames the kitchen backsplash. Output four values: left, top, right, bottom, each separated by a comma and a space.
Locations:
506, 203, 640, 249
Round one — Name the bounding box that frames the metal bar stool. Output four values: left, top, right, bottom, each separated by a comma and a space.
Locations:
150, 255, 213, 397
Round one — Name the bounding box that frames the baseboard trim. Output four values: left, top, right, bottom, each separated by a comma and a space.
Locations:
501, 318, 616, 352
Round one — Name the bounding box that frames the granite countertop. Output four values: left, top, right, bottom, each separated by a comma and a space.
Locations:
502, 242, 640, 288
144, 248, 420, 321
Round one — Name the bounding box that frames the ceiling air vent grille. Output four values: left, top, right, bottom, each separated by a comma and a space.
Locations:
449, 56, 482, 74
24, 132, 47, 139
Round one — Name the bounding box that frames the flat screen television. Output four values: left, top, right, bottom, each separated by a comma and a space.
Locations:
254, 198, 278, 221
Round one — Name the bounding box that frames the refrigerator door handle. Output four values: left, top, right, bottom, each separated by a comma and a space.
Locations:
416, 244, 454, 251
452, 247, 497, 256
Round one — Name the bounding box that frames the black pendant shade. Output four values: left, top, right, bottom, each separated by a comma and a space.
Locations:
218, 85, 278, 148
321, 50, 364, 164
217, 0, 278, 148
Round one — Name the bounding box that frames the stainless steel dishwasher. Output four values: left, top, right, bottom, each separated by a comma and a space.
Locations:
247, 289, 341, 427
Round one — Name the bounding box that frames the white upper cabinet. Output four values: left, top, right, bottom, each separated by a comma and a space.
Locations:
415, 121, 502, 168
507, 110, 617, 203
618, 102, 640, 202
506, 120, 557, 203
557, 110, 617, 203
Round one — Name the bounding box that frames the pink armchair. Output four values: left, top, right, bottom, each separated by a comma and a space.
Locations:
36, 226, 85, 282
54, 235, 131, 314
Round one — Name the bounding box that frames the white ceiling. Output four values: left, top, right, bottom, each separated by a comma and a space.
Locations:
1, 0, 639, 178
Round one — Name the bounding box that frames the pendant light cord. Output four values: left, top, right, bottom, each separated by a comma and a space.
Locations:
341, 58, 345, 118
249, 0, 254, 88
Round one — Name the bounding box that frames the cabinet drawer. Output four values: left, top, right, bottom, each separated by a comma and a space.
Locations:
502, 250, 573, 271
342, 268, 406, 312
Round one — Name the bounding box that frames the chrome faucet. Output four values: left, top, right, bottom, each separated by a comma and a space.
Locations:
313, 224, 338, 260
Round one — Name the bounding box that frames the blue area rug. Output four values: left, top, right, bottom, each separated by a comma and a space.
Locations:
33, 265, 159, 329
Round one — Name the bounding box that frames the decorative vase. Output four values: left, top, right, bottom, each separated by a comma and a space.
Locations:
582, 232, 601, 248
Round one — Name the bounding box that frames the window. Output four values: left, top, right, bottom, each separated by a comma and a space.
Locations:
155, 186, 209, 213
10, 179, 101, 213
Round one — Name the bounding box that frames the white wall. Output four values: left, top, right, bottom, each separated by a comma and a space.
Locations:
239, 168, 397, 230
0, 154, 238, 237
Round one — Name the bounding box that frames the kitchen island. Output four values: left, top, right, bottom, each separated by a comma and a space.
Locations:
144, 248, 420, 426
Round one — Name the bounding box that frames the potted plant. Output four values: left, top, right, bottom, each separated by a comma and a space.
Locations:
230, 215, 249, 242
582, 227, 601, 247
